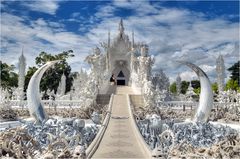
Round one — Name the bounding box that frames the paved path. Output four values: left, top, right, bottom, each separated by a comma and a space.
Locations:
92, 86, 150, 159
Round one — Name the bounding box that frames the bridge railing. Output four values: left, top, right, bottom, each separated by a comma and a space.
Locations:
85, 94, 114, 158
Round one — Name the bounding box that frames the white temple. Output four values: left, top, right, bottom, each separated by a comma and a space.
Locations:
216, 54, 225, 92
84, 19, 155, 94
17, 49, 26, 100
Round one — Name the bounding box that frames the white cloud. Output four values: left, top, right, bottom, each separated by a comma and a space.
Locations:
1, 1, 239, 84
0, 13, 91, 72
199, 65, 215, 73
180, 71, 198, 81
71, 12, 81, 18
95, 5, 115, 18
21, 1, 60, 15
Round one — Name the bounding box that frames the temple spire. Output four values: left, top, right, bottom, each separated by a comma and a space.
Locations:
119, 19, 124, 36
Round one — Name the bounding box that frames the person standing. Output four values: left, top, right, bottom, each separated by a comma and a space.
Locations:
110, 74, 116, 85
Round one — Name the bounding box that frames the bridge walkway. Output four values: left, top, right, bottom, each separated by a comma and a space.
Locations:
91, 86, 150, 158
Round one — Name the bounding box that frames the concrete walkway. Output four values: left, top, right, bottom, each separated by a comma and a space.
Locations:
92, 86, 150, 158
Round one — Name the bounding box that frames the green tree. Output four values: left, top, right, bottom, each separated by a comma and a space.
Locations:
194, 87, 201, 95
0, 61, 18, 90
225, 79, 239, 91
191, 80, 200, 89
181, 81, 189, 94
170, 82, 177, 94
212, 82, 218, 94
34, 50, 74, 94
228, 61, 239, 86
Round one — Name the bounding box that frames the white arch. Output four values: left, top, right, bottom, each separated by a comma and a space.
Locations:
27, 60, 60, 123
178, 61, 213, 122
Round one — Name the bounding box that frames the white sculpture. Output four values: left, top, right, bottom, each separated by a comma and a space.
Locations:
27, 60, 59, 123
178, 61, 213, 122
152, 70, 170, 91
155, 85, 168, 104
85, 47, 102, 74
138, 52, 155, 81
143, 80, 156, 108
57, 73, 66, 97
0, 87, 10, 105
185, 81, 196, 102
176, 74, 181, 95
216, 55, 225, 92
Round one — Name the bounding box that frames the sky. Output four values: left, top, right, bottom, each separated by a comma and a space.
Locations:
1, 0, 239, 83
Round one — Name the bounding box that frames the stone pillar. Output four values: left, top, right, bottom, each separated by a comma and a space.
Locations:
18, 50, 26, 101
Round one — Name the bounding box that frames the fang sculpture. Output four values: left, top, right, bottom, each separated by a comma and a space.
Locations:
177, 61, 213, 122
27, 61, 60, 123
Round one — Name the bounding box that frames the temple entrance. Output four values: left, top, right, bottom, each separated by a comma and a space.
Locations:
112, 60, 130, 86
117, 71, 125, 85
117, 80, 125, 85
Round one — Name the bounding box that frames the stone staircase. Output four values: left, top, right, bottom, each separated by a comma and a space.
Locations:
130, 95, 145, 108
96, 94, 111, 105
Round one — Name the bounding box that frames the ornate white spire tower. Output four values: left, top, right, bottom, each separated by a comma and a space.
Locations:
118, 19, 124, 38
176, 74, 182, 95
216, 54, 225, 92
18, 48, 26, 100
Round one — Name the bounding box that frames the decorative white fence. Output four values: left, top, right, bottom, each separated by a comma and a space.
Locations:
4, 100, 237, 110
158, 101, 236, 110
6, 100, 86, 109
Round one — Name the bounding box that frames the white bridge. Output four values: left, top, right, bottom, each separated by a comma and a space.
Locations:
86, 86, 152, 158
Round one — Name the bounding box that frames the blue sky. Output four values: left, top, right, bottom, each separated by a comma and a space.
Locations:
1, 0, 239, 82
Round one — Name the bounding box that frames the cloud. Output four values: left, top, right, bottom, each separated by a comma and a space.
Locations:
1, 1, 239, 84
94, 5, 115, 18
0, 13, 92, 72
180, 71, 198, 81
21, 1, 60, 15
